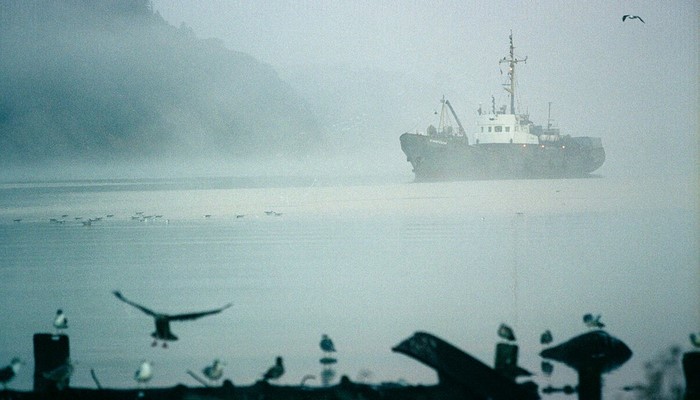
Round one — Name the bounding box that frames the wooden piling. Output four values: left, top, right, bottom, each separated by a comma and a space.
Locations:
33, 333, 70, 392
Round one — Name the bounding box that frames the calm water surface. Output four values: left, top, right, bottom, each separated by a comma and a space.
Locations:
0, 176, 697, 396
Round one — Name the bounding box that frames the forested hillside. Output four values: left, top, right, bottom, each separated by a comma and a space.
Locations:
0, 0, 321, 168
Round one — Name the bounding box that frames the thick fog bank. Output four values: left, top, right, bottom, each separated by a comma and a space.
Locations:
0, 0, 321, 169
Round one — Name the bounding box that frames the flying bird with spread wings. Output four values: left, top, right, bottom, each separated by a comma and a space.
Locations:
113, 290, 232, 348
622, 15, 645, 23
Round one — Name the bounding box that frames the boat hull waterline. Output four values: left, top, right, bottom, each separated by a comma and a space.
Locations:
400, 133, 605, 181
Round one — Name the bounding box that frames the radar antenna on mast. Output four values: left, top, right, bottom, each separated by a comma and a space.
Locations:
499, 31, 527, 114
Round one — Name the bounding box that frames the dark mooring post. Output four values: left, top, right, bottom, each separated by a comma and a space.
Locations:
577, 366, 603, 400
495, 343, 532, 381
33, 333, 70, 392
541, 330, 631, 400
684, 351, 700, 400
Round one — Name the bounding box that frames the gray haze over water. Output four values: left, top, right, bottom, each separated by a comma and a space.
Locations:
0, 0, 698, 399
0, 177, 697, 399
149, 0, 698, 182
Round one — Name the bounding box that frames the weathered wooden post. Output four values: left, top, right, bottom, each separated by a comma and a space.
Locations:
683, 351, 699, 400
33, 333, 70, 392
495, 343, 533, 381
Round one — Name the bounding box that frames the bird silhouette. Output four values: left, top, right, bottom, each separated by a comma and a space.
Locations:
42, 358, 74, 390
0, 358, 22, 389
320, 334, 336, 353
202, 359, 225, 382
541, 361, 554, 377
134, 360, 153, 386
583, 313, 605, 329
691, 333, 700, 348
622, 15, 645, 23
540, 330, 553, 345
112, 290, 232, 348
497, 323, 516, 341
262, 357, 284, 381
53, 309, 68, 334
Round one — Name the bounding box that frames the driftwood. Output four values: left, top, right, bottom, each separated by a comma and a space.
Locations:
392, 331, 539, 400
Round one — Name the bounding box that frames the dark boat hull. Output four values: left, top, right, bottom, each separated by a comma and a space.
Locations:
400, 133, 605, 181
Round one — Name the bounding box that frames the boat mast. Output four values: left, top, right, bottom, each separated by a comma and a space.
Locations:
499, 31, 527, 115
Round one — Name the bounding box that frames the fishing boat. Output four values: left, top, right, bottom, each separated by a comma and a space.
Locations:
400, 33, 605, 181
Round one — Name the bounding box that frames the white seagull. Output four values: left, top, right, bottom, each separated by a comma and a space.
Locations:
583, 313, 605, 329
0, 358, 23, 389
202, 359, 225, 382
53, 309, 68, 334
113, 290, 232, 348
134, 360, 153, 386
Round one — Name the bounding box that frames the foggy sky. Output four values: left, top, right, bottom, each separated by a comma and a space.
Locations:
152, 0, 699, 181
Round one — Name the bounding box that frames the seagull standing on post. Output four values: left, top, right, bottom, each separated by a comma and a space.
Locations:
497, 323, 516, 342
583, 313, 605, 329
320, 334, 336, 354
53, 309, 68, 334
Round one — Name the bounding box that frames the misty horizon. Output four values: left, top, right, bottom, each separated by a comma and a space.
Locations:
0, 0, 697, 183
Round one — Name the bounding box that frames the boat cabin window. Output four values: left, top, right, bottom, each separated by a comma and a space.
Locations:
494, 126, 503, 133
488, 127, 492, 132
505, 126, 511, 132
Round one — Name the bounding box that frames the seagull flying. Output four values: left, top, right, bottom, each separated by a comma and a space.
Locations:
320, 334, 336, 353
540, 330, 553, 345
0, 358, 22, 389
53, 309, 68, 334
202, 359, 225, 382
134, 360, 153, 385
622, 15, 645, 23
262, 357, 284, 381
112, 290, 232, 348
497, 323, 516, 341
583, 313, 605, 329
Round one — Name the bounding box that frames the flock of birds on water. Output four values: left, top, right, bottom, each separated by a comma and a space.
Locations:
10, 208, 286, 226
